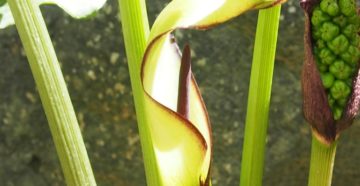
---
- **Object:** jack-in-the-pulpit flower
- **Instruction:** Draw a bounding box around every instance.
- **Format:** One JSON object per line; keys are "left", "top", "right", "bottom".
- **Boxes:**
{"left": 141, "top": 0, "right": 285, "bottom": 185}
{"left": 301, "top": 0, "right": 360, "bottom": 144}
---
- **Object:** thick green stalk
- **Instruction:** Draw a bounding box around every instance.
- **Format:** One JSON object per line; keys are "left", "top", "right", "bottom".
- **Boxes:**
{"left": 308, "top": 136, "right": 337, "bottom": 186}
{"left": 118, "top": 0, "right": 161, "bottom": 185}
{"left": 8, "top": 0, "right": 96, "bottom": 185}
{"left": 240, "top": 5, "right": 281, "bottom": 186}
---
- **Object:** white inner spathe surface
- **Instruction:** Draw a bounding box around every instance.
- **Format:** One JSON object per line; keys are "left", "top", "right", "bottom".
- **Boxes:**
{"left": 0, "top": 4, "right": 13, "bottom": 29}
{"left": 38, "top": 0, "right": 107, "bottom": 18}
{"left": 150, "top": 35, "right": 181, "bottom": 112}
{"left": 0, "top": 0, "right": 107, "bottom": 29}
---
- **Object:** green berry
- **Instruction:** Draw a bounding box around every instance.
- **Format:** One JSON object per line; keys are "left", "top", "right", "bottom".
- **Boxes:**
{"left": 345, "top": 78, "right": 353, "bottom": 86}
{"left": 321, "top": 22, "right": 340, "bottom": 41}
{"left": 327, "top": 34, "right": 349, "bottom": 54}
{"left": 333, "top": 106, "right": 343, "bottom": 120}
{"left": 337, "top": 97, "right": 348, "bottom": 106}
{"left": 328, "top": 95, "right": 335, "bottom": 107}
{"left": 312, "top": 27, "right": 323, "bottom": 40}
{"left": 317, "top": 63, "right": 328, "bottom": 72}
{"left": 347, "top": 14, "right": 360, "bottom": 26}
{"left": 321, "top": 72, "right": 335, "bottom": 88}
{"left": 351, "top": 37, "right": 360, "bottom": 47}
{"left": 311, "top": 7, "right": 331, "bottom": 26}
{"left": 330, "top": 80, "right": 351, "bottom": 100}
{"left": 320, "top": 0, "right": 340, "bottom": 16}
{"left": 316, "top": 59, "right": 328, "bottom": 72}
{"left": 316, "top": 39, "right": 327, "bottom": 49}
{"left": 342, "top": 24, "right": 357, "bottom": 38}
{"left": 339, "top": 0, "right": 356, "bottom": 16}
{"left": 340, "top": 45, "right": 360, "bottom": 66}
{"left": 329, "top": 60, "right": 353, "bottom": 79}
{"left": 333, "top": 15, "right": 347, "bottom": 27}
{"left": 319, "top": 48, "right": 336, "bottom": 65}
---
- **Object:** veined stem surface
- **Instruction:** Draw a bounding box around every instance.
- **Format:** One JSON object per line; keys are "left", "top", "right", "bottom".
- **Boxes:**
{"left": 8, "top": 0, "right": 96, "bottom": 185}
{"left": 118, "top": 0, "right": 161, "bottom": 185}
{"left": 308, "top": 136, "right": 337, "bottom": 186}
{"left": 240, "top": 5, "right": 281, "bottom": 186}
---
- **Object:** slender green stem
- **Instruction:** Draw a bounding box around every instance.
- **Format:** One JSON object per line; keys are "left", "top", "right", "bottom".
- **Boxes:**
{"left": 308, "top": 136, "right": 337, "bottom": 186}
{"left": 118, "top": 1, "right": 161, "bottom": 185}
{"left": 8, "top": 1, "right": 96, "bottom": 185}
{"left": 240, "top": 5, "right": 281, "bottom": 186}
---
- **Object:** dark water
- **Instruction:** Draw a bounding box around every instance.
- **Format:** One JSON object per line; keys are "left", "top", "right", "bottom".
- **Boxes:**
{"left": 0, "top": 0, "right": 360, "bottom": 185}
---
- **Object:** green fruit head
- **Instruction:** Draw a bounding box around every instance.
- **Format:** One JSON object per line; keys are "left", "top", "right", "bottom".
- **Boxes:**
{"left": 302, "top": 0, "right": 360, "bottom": 143}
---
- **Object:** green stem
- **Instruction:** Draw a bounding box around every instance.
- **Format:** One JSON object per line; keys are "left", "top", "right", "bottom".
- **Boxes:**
{"left": 8, "top": 1, "right": 96, "bottom": 185}
{"left": 240, "top": 5, "right": 281, "bottom": 186}
{"left": 118, "top": 0, "right": 161, "bottom": 185}
{"left": 308, "top": 136, "right": 337, "bottom": 186}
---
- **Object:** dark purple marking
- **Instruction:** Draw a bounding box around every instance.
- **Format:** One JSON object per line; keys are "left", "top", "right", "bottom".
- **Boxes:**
{"left": 177, "top": 45, "right": 191, "bottom": 119}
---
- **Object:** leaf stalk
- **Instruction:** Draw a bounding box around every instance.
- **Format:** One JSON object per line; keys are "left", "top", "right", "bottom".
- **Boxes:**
{"left": 240, "top": 5, "right": 281, "bottom": 186}
{"left": 118, "top": 0, "right": 162, "bottom": 185}
{"left": 308, "top": 136, "right": 337, "bottom": 186}
{"left": 7, "top": 0, "right": 96, "bottom": 185}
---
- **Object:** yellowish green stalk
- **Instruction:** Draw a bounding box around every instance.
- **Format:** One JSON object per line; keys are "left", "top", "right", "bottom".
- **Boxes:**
{"left": 240, "top": 5, "right": 281, "bottom": 186}
{"left": 8, "top": 0, "right": 96, "bottom": 185}
{"left": 118, "top": 0, "right": 161, "bottom": 185}
{"left": 308, "top": 136, "right": 337, "bottom": 186}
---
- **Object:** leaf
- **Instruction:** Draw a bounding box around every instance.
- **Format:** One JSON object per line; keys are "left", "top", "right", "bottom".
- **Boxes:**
{"left": 0, "top": 0, "right": 107, "bottom": 29}
{"left": 141, "top": 0, "right": 285, "bottom": 184}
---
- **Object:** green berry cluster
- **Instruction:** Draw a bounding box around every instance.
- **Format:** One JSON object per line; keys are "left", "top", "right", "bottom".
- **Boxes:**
{"left": 311, "top": 0, "right": 360, "bottom": 120}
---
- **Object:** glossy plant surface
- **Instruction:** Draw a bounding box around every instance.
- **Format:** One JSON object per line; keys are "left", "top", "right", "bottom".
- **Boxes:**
{"left": 1, "top": 0, "right": 360, "bottom": 185}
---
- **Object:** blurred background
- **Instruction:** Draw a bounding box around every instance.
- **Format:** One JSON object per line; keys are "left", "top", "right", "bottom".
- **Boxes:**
{"left": 1, "top": 0, "right": 360, "bottom": 185}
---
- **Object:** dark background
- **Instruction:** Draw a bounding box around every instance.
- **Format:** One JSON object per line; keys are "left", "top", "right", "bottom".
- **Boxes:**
{"left": 0, "top": 0, "right": 360, "bottom": 185}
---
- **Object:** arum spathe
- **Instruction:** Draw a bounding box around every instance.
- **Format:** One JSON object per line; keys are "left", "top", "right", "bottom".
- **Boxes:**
{"left": 0, "top": 0, "right": 106, "bottom": 29}
{"left": 140, "top": 0, "right": 285, "bottom": 185}
{"left": 300, "top": 0, "right": 360, "bottom": 144}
